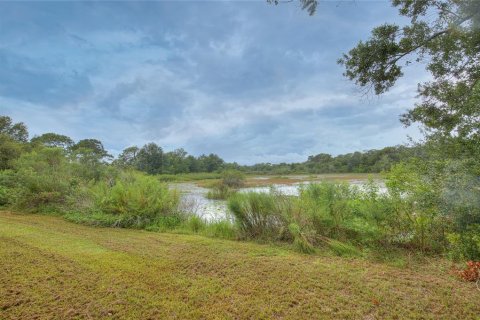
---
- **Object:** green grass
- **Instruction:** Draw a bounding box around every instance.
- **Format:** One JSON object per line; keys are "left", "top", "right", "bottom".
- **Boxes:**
{"left": 1, "top": 210, "right": 479, "bottom": 319}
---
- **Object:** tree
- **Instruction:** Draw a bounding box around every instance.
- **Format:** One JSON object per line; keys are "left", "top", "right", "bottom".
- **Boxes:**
{"left": 0, "top": 115, "right": 28, "bottom": 142}
{"left": 116, "top": 146, "right": 140, "bottom": 168}
{"left": 31, "top": 133, "right": 74, "bottom": 150}
{"left": 71, "top": 139, "right": 110, "bottom": 160}
{"left": 338, "top": 0, "right": 480, "bottom": 140}
{"left": 136, "top": 143, "right": 164, "bottom": 174}
{"left": 198, "top": 154, "right": 224, "bottom": 173}
{"left": 163, "top": 148, "right": 189, "bottom": 174}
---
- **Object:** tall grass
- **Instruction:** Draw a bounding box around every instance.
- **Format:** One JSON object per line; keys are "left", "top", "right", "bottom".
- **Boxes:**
{"left": 228, "top": 192, "right": 291, "bottom": 240}
{"left": 225, "top": 181, "right": 438, "bottom": 255}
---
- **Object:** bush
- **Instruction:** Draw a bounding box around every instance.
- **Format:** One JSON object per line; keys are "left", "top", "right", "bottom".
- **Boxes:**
{"left": 9, "top": 148, "right": 77, "bottom": 212}
{"left": 221, "top": 170, "right": 245, "bottom": 188}
{"left": 91, "top": 171, "right": 180, "bottom": 228}
{"left": 447, "top": 224, "right": 480, "bottom": 261}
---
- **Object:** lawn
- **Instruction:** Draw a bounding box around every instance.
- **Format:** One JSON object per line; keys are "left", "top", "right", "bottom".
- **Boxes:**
{"left": 0, "top": 210, "right": 478, "bottom": 319}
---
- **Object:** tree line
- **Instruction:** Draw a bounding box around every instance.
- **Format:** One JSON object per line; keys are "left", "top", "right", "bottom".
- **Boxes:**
{"left": 1, "top": 115, "right": 420, "bottom": 175}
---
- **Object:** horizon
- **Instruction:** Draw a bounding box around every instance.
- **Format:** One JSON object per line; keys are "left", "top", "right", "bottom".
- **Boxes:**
{"left": 0, "top": 1, "right": 424, "bottom": 165}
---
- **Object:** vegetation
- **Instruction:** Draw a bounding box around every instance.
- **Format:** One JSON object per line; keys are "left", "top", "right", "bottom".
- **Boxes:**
{"left": 206, "top": 170, "right": 245, "bottom": 200}
{"left": 336, "top": 0, "right": 480, "bottom": 261}
{"left": 1, "top": 211, "right": 479, "bottom": 319}
{"left": 242, "top": 145, "right": 422, "bottom": 175}
{"left": 1, "top": 0, "right": 479, "bottom": 318}
{"left": 1, "top": 113, "right": 479, "bottom": 261}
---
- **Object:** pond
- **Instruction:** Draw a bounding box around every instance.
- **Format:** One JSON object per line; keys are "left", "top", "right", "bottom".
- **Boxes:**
{"left": 172, "top": 177, "right": 386, "bottom": 221}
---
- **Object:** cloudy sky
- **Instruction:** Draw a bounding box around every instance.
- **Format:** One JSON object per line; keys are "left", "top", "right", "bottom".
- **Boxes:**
{"left": 0, "top": 0, "right": 424, "bottom": 164}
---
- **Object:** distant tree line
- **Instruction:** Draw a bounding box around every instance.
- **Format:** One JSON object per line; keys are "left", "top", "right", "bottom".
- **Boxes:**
{"left": 1, "top": 115, "right": 420, "bottom": 176}
{"left": 240, "top": 146, "right": 422, "bottom": 174}
{"left": 115, "top": 143, "right": 420, "bottom": 175}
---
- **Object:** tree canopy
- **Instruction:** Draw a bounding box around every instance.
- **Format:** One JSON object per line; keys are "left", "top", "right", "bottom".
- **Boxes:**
{"left": 0, "top": 115, "right": 28, "bottom": 142}
{"left": 31, "top": 133, "right": 74, "bottom": 150}
{"left": 338, "top": 0, "right": 480, "bottom": 140}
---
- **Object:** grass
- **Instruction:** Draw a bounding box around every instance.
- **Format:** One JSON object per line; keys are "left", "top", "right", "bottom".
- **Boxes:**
{"left": 195, "top": 173, "right": 381, "bottom": 188}
{"left": 1, "top": 210, "right": 479, "bottom": 319}
{"left": 157, "top": 172, "right": 222, "bottom": 183}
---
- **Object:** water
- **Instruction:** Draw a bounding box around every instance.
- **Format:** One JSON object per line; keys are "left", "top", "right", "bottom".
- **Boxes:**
{"left": 240, "top": 180, "right": 387, "bottom": 196}
{"left": 172, "top": 179, "right": 386, "bottom": 221}
{"left": 174, "top": 183, "right": 230, "bottom": 221}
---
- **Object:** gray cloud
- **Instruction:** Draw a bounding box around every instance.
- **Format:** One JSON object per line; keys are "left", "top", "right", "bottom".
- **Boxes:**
{"left": 0, "top": 1, "right": 424, "bottom": 164}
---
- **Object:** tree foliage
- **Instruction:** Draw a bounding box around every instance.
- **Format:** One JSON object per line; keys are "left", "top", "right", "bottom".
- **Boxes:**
{"left": 0, "top": 115, "right": 28, "bottom": 142}
{"left": 31, "top": 133, "right": 74, "bottom": 150}
{"left": 338, "top": 0, "right": 480, "bottom": 139}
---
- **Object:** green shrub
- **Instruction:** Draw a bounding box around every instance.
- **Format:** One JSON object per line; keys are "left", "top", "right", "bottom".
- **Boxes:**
{"left": 91, "top": 171, "right": 180, "bottom": 227}
{"left": 447, "top": 224, "right": 480, "bottom": 261}
{"left": 10, "top": 148, "right": 76, "bottom": 212}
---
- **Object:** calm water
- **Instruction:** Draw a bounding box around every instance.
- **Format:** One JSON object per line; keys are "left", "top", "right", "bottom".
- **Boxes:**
{"left": 173, "top": 178, "right": 386, "bottom": 221}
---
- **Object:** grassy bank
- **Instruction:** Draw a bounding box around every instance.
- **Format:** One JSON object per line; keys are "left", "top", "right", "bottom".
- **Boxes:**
{"left": 1, "top": 211, "right": 479, "bottom": 319}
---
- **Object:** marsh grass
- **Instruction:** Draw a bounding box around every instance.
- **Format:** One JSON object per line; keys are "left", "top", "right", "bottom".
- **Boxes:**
{"left": 157, "top": 172, "right": 222, "bottom": 182}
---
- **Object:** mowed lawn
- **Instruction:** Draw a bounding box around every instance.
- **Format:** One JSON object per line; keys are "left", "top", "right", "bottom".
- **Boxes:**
{"left": 0, "top": 211, "right": 479, "bottom": 319}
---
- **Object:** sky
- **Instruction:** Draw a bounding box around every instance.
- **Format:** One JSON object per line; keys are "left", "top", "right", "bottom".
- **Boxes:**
{"left": 0, "top": 0, "right": 425, "bottom": 164}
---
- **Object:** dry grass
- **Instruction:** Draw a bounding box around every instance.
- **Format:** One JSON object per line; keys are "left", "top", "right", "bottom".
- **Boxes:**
{"left": 1, "top": 210, "right": 479, "bottom": 319}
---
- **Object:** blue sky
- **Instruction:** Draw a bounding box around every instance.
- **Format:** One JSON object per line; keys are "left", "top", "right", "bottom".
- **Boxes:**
{"left": 0, "top": 1, "right": 424, "bottom": 164}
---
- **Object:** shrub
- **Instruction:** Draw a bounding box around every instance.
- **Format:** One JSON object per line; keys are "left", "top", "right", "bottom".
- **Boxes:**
{"left": 10, "top": 148, "right": 76, "bottom": 212}
{"left": 91, "top": 171, "right": 180, "bottom": 228}
{"left": 447, "top": 224, "right": 480, "bottom": 261}
{"left": 221, "top": 170, "right": 245, "bottom": 188}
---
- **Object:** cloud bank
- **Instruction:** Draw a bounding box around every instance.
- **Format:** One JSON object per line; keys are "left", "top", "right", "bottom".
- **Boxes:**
{"left": 0, "top": 1, "right": 423, "bottom": 164}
